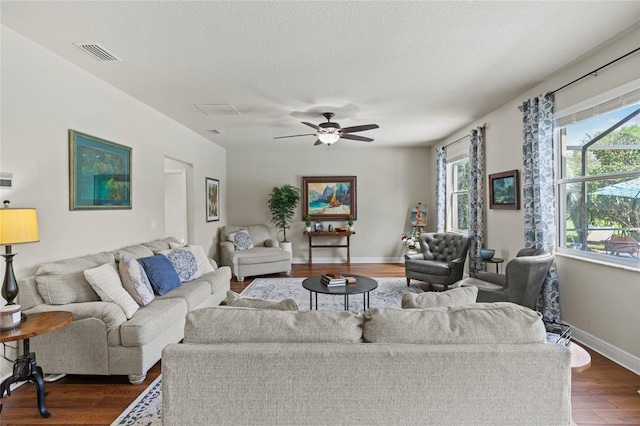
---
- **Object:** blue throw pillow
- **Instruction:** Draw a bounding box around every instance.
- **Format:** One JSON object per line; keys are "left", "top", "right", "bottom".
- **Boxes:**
{"left": 137, "top": 255, "right": 181, "bottom": 295}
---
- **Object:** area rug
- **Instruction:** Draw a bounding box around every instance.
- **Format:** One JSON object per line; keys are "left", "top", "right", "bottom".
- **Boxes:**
{"left": 111, "top": 375, "right": 162, "bottom": 425}
{"left": 111, "top": 277, "right": 416, "bottom": 424}
{"left": 240, "top": 276, "right": 422, "bottom": 312}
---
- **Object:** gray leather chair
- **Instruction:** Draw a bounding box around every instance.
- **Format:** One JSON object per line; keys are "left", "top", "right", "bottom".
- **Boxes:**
{"left": 405, "top": 232, "right": 471, "bottom": 291}
{"left": 459, "top": 248, "right": 554, "bottom": 309}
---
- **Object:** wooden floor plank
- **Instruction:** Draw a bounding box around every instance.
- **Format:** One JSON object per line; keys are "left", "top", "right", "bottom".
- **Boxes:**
{"left": 1, "top": 263, "right": 639, "bottom": 425}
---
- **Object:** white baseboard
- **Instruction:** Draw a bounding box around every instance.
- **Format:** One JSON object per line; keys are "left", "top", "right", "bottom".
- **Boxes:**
{"left": 568, "top": 324, "right": 640, "bottom": 375}
{"left": 292, "top": 256, "right": 404, "bottom": 264}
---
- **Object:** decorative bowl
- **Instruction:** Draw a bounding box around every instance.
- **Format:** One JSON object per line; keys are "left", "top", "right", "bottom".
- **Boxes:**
{"left": 479, "top": 248, "right": 495, "bottom": 260}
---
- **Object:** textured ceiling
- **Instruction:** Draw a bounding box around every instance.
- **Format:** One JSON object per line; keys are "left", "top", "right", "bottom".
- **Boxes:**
{"left": 2, "top": 1, "right": 639, "bottom": 148}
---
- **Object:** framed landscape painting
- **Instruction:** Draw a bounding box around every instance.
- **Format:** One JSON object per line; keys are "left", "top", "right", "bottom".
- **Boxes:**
{"left": 206, "top": 177, "right": 219, "bottom": 222}
{"left": 69, "top": 130, "right": 131, "bottom": 210}
{"left": 489, "top": 169, "right": 520, "bottom": 210}
{"left": 302, "top": 176, "right": 357, "bottom": 221}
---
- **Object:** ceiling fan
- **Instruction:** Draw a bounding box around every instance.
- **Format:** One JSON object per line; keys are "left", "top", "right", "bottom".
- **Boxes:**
{"left": 274, "top": 112, "right": 379, "bottom": 146}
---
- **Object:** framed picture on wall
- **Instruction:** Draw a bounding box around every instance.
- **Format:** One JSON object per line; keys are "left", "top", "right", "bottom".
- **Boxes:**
{"left": 69, "top": 129, "right": 132, "bottom": 210}
{"left": 206, "top": 177, "right": 219, "bottom": 222}
{"left": 488, "top": 169, "right": 520, "bottom": 210}
{"left": 302, "top": 176, "right": 357, "bottom": 221}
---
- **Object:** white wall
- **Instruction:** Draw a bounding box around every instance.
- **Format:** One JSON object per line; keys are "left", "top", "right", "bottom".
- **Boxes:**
{"left": 226, "top": 145, "right": 431, "bottom": 263}
{"left": 432, "top": 24, "right": 640, "bottom": 367}
{"left": 0, "top": 26, "right": 227, "bottom": 286}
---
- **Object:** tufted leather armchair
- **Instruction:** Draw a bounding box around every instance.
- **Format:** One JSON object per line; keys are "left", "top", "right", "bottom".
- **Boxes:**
{"left": 405, "top": 232, "right": 471, "bottom": 291}
{"left": 459, "top": 248, "right": 554, "bottom": 309}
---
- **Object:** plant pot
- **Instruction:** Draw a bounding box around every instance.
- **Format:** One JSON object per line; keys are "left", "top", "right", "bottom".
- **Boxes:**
{"left": 305, "top": 226, "right": 311, "bottom": 232}
{"left": 348, "top": 226, "right": 354, "bottom": 232}
{"left": 280, "top": 241, "right": 293, "bottom": 254}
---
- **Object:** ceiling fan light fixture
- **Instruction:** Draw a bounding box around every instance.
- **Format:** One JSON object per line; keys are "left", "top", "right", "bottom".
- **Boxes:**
{"left": 318, "top": 133, "right": 340, "bottom": 144}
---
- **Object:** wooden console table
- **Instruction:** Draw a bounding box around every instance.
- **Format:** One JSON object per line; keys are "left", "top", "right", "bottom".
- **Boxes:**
{"left": 304, "top": 231, "right": 355, "bottom": 265}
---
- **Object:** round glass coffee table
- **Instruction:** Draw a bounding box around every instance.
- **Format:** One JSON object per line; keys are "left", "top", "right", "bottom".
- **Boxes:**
{"left": 302, "top": 275, "right": 378, "bottom": 311}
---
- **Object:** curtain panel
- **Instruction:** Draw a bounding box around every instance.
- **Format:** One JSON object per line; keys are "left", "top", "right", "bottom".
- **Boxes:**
{"left": 521, "top": 94, "right": 561, "bottom": 322}
{"left": 436, "top": 147, "right": 446, "bottom": 233}
{"left": 468, "top": 127, "right": 485, "bottom": 277}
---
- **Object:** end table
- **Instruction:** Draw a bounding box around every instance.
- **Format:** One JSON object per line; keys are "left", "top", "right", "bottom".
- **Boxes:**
{"left": 0, "top": 311, "right": 72, "bottom": 417}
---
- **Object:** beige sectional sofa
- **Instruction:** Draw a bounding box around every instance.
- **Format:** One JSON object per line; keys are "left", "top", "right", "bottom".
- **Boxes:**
{"left": 163, "top": 302, "right": 573, "bottom": 425}
{"left": 19, "top": 237, "right": 231, "bottom": 384}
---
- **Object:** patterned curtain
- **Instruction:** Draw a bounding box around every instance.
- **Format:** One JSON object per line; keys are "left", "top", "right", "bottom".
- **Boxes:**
{"left": 468, "top": 127, "right": 485, "bottom": 277}
{"left": 521, "top": 94, "right": 561, "bottom": 323}
{"left": 436, "top": 148, "right": 446, "bottom": 233}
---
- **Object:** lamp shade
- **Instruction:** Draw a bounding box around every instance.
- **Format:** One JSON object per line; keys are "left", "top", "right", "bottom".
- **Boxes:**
{"left": 318, "top": 133, "right": 341, "bottom": 144}
{"left": 0, "top": 208, "right": 40, "bottom": 245}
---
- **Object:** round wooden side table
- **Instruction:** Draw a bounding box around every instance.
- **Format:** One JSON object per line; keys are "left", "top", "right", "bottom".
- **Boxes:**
{"left": 0, "top": 311, "right": 72, "bottom": 417}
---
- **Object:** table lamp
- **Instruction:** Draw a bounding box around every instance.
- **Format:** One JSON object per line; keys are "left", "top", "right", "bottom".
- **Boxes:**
{"left": 0, "top": 201, "right": 39, "bottom": 327}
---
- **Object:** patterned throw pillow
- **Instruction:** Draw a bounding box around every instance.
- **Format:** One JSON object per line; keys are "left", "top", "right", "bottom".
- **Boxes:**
{"left": 168, "top": 243, "right": 215, "bottom": 274}
{"left": 159, "top": 248, "right": 202, "bottom": 282}
{"left": 119, "top": 256, "right": 155, "bottom": 306}
{"left": 228, "top": 230, "right": 254, "bottom": 250}
{"left": 84, "top": 262, "right": 139, "bottom": 319}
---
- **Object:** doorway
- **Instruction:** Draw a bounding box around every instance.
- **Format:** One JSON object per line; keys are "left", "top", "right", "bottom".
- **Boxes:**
{"left": 164, "top": 169, "right": 187, "bottom": 243}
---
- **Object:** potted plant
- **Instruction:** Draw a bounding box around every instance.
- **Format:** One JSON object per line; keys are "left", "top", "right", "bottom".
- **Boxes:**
{"left": 305, "top": 215, "right": 312, "bottom": 232}
{"left": 347, "top": 215, "right": 354, "bottom": 232}
{"left": 268, "top": 184, "right": 301, "bottom": 252}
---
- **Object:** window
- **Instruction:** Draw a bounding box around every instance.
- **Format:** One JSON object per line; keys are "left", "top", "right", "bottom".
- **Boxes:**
{"left": 447, "top": 156, "right": 469, "bottom": 233}
{"left": 556, "top": 87, "right": 640, "bottom": 267}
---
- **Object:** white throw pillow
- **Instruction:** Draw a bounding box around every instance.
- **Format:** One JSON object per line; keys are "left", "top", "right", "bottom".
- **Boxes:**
{"left": 169, "top": 242, "right": 186, "bottom": 249}
{"left": 159, "top": 248, "right": 202, "bottom": 282}
{"left": 118, "top": 256, "right": 155, "bottom": 306}
{"left": 228, "top": 230, "right": 254, "bottom": 250}
{"left": 84, "top": 262, "right": 139, "bottom": 319}
{"left": 401, "top": 286, "right": 478, "bottom": 308}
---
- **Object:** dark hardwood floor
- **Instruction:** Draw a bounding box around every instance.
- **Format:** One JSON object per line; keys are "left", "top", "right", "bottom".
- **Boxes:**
{"left": 1, "top": 263, "right": 639, "bottom": 425}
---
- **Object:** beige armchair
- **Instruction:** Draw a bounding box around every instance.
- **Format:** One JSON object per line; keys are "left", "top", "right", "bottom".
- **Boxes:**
{"left": 405, "top": 232, "right": 471, "bottom": 291}
{"left": 219, "top": 225, "right": 292, "bottom": 282}
{"left": 459, "top": 248, "right": 554, "bottom": 309}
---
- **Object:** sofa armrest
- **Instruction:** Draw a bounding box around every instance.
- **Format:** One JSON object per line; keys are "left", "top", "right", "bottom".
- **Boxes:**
{"left": 476, "top": 271, "right": 506, "bottom": 287}
{"left": 24, "top": 301, "right": 127, "bottom": 331}
{"left": 264, "top": 239, "right": 280, "bottom": 248}
{"left": 404, "top": 253, "right": 423, "bottom": 261}
{"left": 208, "top": 258, "right": 219, "bottom": 269}
{"left": 219, "top": 241, "right": 236, "bottom": 267}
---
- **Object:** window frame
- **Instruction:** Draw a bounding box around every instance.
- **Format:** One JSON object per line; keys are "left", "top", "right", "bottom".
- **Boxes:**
{"left": 555, "top": 83, "right": 640, "bottom": 269}
{"left": 446, "top": 155, "right": 469, "bottom": 234}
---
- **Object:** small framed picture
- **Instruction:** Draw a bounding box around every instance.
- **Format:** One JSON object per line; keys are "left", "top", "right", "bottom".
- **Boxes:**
{"left": 206, "top": 177, "right": 219, "bottom": 222}
{"left": 488, "top": 169, "right": 520, "bottom": 210}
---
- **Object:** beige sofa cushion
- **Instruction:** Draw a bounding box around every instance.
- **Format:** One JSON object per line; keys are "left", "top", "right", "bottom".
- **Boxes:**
{"left": 363, "top": 303, "right": 545, "bottom": 344}
{"left": 226, "top": 290, "right": 298, "bottom": 311}
{"left": 119, "top": 298, "right": 188, "bottom": 347}
{"left": 142, "top": 237, "right": 180, "bottom": 254}
{"left": 401, "top": 286, "right": 478, "bottom": 308}
{"left": 112, "top": 244, "right": 154, "bottom": 261}
{"left": 35, "top": 252, "right": 114, "bottom": 304}
{"left": 184, "top": 307, "right": 362, "bottom": 343}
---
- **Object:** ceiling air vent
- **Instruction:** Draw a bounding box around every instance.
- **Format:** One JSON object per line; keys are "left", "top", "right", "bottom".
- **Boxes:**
{"left": 195, "top": 104, "right": 240, "bottom": 116}
{"left": 73, "top": 43, "right": 122, "bottom": 62}
{"left": 207, "top": 129, "right": 225, "bottom": 135}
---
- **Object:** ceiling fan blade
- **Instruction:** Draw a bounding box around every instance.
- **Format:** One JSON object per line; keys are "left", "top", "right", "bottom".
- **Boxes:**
{"left": 340, "top": 124, "right": 379, "bottom": 133}
{"left": 273, "top": 133, "right": 316, "bottom": 139}
{"left": 314, "top": 140, "right": 324, "bottom": 146}
{"left": 341, "top": 133, "right": 374, "bottom": 142}
{"left": 301, "top": 121, "right": 320, "bottom": 130}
